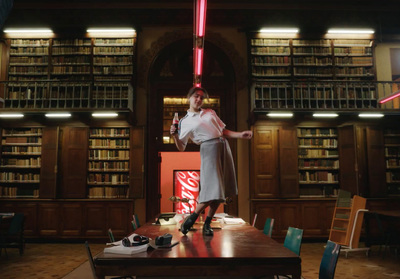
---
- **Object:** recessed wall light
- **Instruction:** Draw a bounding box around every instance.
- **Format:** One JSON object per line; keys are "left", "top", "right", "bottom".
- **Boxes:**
{"left": 313, "top": 113, "right": 339, "bottom": 118}
{"left": 87, "top": 28, "right": 136, "bottom": 37}
{"left": 358, "top": 113, "right": 384, "bottom": 118}
{"left": 267, "top": 112, "right": 294, "bottom": 118}
{"left": 0, "top": 113, "right": 24, "bottom": 118}
{"left": 3, "top": 28, "right": 53, "bottom": 33}
{"left": 92, "top": 112, "right": 118, "bottom": 118}
{"left": 260, "top": 28, "right": 299, "bottom": 33}
{"left": 45, "top": 113, "right": 72, "bottom": 118}
{"left": 327, "top": 28, "right": 374, "bottom": 34}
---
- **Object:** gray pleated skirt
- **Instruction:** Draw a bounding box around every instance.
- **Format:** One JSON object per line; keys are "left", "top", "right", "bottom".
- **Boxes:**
{"left": 198, "top": 137, "right": 237, "bottom": 204}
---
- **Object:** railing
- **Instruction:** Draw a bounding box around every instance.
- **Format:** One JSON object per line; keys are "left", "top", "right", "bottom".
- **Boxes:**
{"left": 251, "top": 80, "right": 400, "bottom": 112}
{"left": 0, "top": 81, "right": 134, "bottom": 111}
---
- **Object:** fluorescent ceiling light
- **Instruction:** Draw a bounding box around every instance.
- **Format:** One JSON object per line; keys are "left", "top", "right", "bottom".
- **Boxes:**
{"left": 45, "top": 113, "right": 72, "bottom": 118}
{"left": 328, "top": 28, "right": 374, "bottom": 34}
{"left": 87, "top": 28, "right": 135, "bottom": 33}
{"left": 0, "top": 113, "right": 24, "bottom": 118}
{"left": 3, "top": 28, "right": 53, "bottom": 33}
{"left": 313, "top": 113, "right": 339, "bottom": 118}
{"left": 260, "top": 28, "right": 299, "bottom": 33}
{"left": 358, "top": 113, "right": 384, "bottom": 118}
{"left": 267, "top": 112, "right": 294, "bottom": 118}
{"left": 92, "top": 112, "right": 118, "bottom": 118}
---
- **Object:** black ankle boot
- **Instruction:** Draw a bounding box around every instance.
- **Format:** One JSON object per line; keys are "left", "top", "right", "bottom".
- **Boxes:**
{"left": 180, "top": 213, "right": 198, "bottom": 235}
{"left": 203, "top": 217, "right": 214, "bottom": 236}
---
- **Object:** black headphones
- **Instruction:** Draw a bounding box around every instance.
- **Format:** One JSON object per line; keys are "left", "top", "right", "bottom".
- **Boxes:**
{"left": 122, "top": 235, "right": 149, "bottom": 247}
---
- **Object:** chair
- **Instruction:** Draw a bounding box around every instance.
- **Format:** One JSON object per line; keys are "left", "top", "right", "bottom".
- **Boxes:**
{"left": 319, "top": 240, "right": 341, "bottom": 279}
{"left": 0, "top": 213, "right": 25, "bottom": 257}
{"left": 85, "top": 241, "right": 134, "bottom": 279}
{"left": 252, "top": 213, "right": 258, "bottom": 227}
{"left": 283, "top": 227, "right": 303, "bottom": 256}
{"left": 132, "top": 214, "right": 140, "bottom": 229}
{"left": 108, "top": 228, "right": 115, "bottom": 243}
{"left": 263, "top": 218, "right": 275, "bottom": 237}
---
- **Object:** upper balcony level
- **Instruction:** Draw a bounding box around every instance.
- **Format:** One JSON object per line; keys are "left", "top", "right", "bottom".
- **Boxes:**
{"left": 0, "top": 80, "right": 134, "bottom": 112}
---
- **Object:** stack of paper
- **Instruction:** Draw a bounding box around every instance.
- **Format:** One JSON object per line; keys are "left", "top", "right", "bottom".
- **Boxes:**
{"left": 222, "top": 216, "right": 245, "bottom": 225}
{"left": 104, "top": 244, "right": 149, "bottom": 255}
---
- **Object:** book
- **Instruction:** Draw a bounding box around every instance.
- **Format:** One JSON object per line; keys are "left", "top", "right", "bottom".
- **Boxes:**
{"left": 104, "top": 243, "right": 149, "bottom": 255}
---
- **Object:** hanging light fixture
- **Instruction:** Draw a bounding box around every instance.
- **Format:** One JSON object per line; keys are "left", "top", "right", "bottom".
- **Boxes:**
{"left": 193, "top": 0, "right": 207, "bottom": 87}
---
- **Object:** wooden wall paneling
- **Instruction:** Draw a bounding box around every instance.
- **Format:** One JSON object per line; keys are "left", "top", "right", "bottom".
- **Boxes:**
{"left": 84, "top": 203, "right": 107, "bottom": 237}
{"left": 60, "top": 202, "right": 83, "bottom": 237}
{"left": 38, "top": 203, "right": 60, "bottom": 236}
{"left": 107, "top": 202, "right": 133, "bottom": 238}
{"left": 40, "top": 126, "right": 59, "bottom": 198}
{"left": 365, "top": 127, "right": 386, "bottom": 197}
{"left": 251, "top": 125, "right": 279, "bottom": 198}
{"left": 338, "top": 125, "right": 359, "bottom": 195}
{"left": 279, "top": 203, "right": 301, "bottom": 236}
{"left": 301, "top": 202, "right": 324, "bottom": 237}
{"left": 251, "top": 201, "right": 278, "bottom": 232}
{"left": 130, "top": 126, "right": 144, "bottom": 199}
{"left": 324, "top": 201, "right": 336, "bottom": 236}
{"left": 0, "top": 202, "right": 38, "bottom": 236}
{"left": 60, "top": 127, "right": 88, "bottom": 198}
{"left": 279, "top": 126, "right": 299, "bottom": 198}
{"left": 355, "top": 126, "right": 369, "bottom": 196}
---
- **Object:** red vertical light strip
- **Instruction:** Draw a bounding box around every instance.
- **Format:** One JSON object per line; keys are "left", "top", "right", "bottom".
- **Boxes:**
{"left": 196, "top": 0, "right": 207, "bottom": 37}
{"left": 195, "top": 48, "right": 203, "bottom": 75}
{"left": 193, "top": 0, "right": 207, "bottom": 86}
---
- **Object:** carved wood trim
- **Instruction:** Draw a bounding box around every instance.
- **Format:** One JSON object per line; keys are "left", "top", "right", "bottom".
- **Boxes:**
{"left": 138, "top": 28, "right": 247, "bottom": 91}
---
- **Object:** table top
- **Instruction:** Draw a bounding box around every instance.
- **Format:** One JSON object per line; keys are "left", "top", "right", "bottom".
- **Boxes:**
{"left": 95, "top": 221, "right": 300, "bottom": 264}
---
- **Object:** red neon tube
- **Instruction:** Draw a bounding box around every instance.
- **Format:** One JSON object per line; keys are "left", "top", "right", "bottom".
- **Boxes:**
{"left": 379, "top": 90, "right": 400, "bottom": 104}
{"left": 196, "top": 0, "right": 207, "bottom": 37}
{"left": 195, "top": 47, "right": 203, "bottom": 76}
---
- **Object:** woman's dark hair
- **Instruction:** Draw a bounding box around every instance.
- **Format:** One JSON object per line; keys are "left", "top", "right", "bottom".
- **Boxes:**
{"left": 187, "top": 87, "right": 209, "bottom": 99}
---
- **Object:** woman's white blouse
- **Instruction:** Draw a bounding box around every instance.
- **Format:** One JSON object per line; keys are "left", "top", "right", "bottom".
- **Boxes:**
{"left": 178, "top": 109, "right": 226, "bottom": 145}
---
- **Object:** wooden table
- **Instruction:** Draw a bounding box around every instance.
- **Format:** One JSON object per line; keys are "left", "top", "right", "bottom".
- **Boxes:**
{"left": 94, "top": 221, "right": 301, "bottom": 279}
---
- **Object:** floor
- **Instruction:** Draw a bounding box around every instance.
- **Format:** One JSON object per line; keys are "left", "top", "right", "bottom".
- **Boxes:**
{"left": 0, "top": 241, "right": 399, "bottom": 279}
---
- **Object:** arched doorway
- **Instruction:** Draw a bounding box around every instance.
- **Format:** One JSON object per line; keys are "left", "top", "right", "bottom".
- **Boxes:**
{"left": 146, "top": 37, "right": 237, "bottom": 221}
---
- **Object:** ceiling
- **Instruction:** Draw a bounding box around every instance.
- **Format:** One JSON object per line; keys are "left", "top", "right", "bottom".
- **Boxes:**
{"left": 2, "top": 1, "right": 400, "bottom": 38}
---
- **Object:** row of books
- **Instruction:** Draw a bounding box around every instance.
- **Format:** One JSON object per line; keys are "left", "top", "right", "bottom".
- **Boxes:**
{"left": 2, "top": 146, "right": 41, "bottom": 153}
{"left": 93, "top": 46, "right": 133, "bottom": 54}
{"left": 298, "top": 138, "right": 338, "bottom": 147}
{"left": 386, "top": 159, "right": 400, "bottom": 167}
{"left": 386, "top": 172, "right": 400, "bottom": 182}
{"left": 89, "top": 161, "right": 129, "bottom": 170}
{"left": 10, "top": 47, "right": 49, "bottom": 55}
{"left": 0, "top": 172, "right": 40, "bottom": 180}
{"left": 87, "top": 173, "right": 129, "bottom": 184}
{"left": 88, "top": 150, "right": 129, "bottom": 160}
{"left": 89, "top": 139, "right": 130, "bottom": 148}
{"left": 10, "top": 57, "right": 48, "bottom": 63}
{"left": 2, "top": 137, "right": 42, "bottom": 144}
{"left": 90, "top": 128, "right": 130, "bottom": 137}
{"left": 0, "top": 186, "right": 39, "bottom": 198}
{"left": 0, "top": 158, "right": 41, "bottom": 167}
{"left": 298, "top": 149, "right": 339, "bottom": 157}
{"left": 88, "top": 186, "right": 129, "bottom": 199}
{"left": 385, "top": 147, "right": 400, "bottom": 157}
{"left": 3, "top": 128, "right": 42, "bottom": 135}
{"left": 298, "top": 159, "right": 339, "bottom": 168}
{"left": 299, "top": 171, "right": 338, "bottom": 183}
{"left": 251, "top": 39, "right": 371, "bottom": 47}
{"left": 297, "top": 128, "right": 337, "bottom": 137}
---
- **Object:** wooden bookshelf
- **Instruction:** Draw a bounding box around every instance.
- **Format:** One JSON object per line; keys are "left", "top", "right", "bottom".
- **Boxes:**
{"left": 8, "top": 39, "right": 50, "bottom": 81}
{"left": 297, "top": 127, "right": 339, "bottom": 197}
{"left": 384, "top": 128, "right": 400, "bottom": 195}
{"left": 0, "top": 127, "right": 42, "bottom": 198}
{"left": 51, "top": 38, "right": 92, "bottom": 81}
{"left": 87, "top": 128, "right": 131, "bottom": 199}
{"left": 249, "top": 35, "right": 376, "bottom": 110}
{"left": 92, "top": 38, "right": 135, "bottom": 81}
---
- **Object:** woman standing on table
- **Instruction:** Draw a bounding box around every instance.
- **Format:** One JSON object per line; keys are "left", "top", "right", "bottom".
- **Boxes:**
{"left": 170, "top": 87, "right": 252, "bottom": 236}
